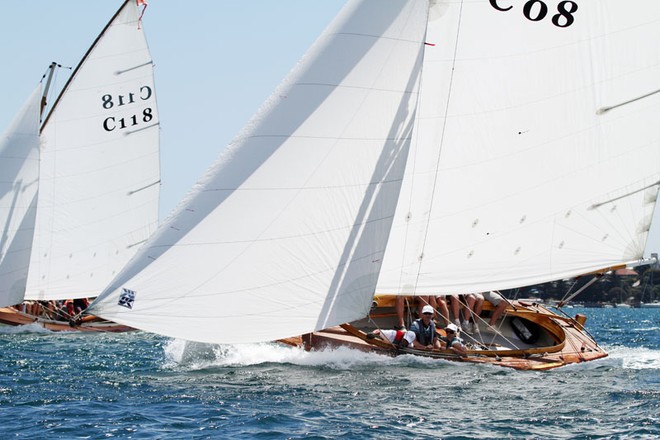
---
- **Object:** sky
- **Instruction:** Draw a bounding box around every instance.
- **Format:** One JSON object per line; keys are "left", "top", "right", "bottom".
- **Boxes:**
{"left": 1, "top": 0, "right": 658, "bottom": 258}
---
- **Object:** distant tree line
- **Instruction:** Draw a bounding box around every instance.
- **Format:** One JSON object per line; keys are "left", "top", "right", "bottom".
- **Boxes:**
{"left": 499, "top": 264, "right": 660, "bottom": 306}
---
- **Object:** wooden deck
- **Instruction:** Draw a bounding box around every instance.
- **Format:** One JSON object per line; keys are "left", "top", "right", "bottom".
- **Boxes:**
{"left": 0, "top": 307, "right": 134, "bottom": 333}
{"left": 282, "top": 299, "right": 607, "bottom": 371}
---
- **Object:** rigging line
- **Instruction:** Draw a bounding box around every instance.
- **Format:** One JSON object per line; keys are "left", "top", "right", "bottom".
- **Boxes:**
{"left": 413, "top": 0, "right": 465, "bottom": 289}
{"left": 561, "top": 278, "right": 579, "bottom": 303}
{"left": 596, "top": 88, "right": 660, "bottom": 114}
{"left": 563, "top": 323, "right": 585, "bottom": 362}
{"left": 565, "top": 313, "right": 601, "bottom": 348}
{"left": 455, "top": 294, "right": 521, "bottom": 350}
{"left": 40, "top": 62, "right": 59, "bottom": 81}
{"left": 589, "top": 180, "right": 660, "bottom": 210}
{"left": 472, "top": 291, "right": 517, "bottom": 344}
{"left": 39, "top": 62, "right": 73, "bottom": 81}
{"left": 488, "top": 309, "right": 513, "bottom": 344}
{"left": 460, "top": 314, "right": 491, "bottom": 350}
{"left": 493, "top": 290, "right": 518, "bottom": 312}
{"left": 558, "top": 274, "right": 602, "bottom": 307}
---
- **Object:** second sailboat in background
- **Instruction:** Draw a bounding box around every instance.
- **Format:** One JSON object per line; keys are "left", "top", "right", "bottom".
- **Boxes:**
{"left": 0, "top": 0, "right": 160, "bottom": 331}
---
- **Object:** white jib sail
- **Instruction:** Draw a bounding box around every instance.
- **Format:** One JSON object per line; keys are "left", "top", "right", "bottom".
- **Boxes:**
{"left": 89, "top": 0, "right": 429, "bottom": 343}
{"left": 377, "top": 0, "right": 660, "bottom": 295}
{"left": 0, "top": 85, "right": 41, "bottom": 307}
{"left": 25, "top": 0, "right": 160, "bottom": 301}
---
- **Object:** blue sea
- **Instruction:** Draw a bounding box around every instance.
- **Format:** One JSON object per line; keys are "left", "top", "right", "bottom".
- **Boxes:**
{"left": 1, "top": 308, "right": 658, "bottom": 439}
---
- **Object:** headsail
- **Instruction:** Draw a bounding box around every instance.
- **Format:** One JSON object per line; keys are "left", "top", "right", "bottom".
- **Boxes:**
{"left": 376, "top": 0, "right": 660, "bottom": 295}
{"left": 88, "top": 0, "right": 430, "bottom": 343}
{"left": 25, "top": 0, "right": 160, "bottom": 301}
{"left": 0, "top": 86, "right": 41, "bottom": 307}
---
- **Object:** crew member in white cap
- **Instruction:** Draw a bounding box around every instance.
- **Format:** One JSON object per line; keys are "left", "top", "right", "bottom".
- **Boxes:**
{"left": 410, "top": 304, "right": 442, "bottom": 350}
{"left": 441, "top": 323, "right": 468, "bottom": 356}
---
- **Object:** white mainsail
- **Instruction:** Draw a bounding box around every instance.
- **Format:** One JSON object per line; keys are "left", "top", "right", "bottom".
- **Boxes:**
{"left": 88, "top": 0, "right": 430, "bottom": 343}
{"left": 376, "top": 0, "right": 660, "bottom": 295}
{"left": 25, "top": 0, "right": 160, "bottom": 301}
{"left": 0, "top": 86, "right": 41, "bottom": 307}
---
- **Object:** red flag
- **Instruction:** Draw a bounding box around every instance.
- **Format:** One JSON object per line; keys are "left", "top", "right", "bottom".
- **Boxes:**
{"left": 136, "top": 0, "right": 148, "bottom": 29}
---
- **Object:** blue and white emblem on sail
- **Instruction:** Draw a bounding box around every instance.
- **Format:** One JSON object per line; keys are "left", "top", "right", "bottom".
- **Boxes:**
{"left": 118, "top": 288, "right": 136, "bottom": 309}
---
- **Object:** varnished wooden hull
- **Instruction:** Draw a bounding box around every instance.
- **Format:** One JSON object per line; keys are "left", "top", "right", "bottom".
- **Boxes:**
{"left": 283, "top": 297, "right": 607, "bottom": 371}
{"left": 0, "top": 307, "right": 134, "bottom": 333}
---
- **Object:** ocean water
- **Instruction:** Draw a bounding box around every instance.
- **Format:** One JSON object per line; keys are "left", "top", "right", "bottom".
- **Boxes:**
{"left": 0, "top": 308, "right": 657, "bottom": 439}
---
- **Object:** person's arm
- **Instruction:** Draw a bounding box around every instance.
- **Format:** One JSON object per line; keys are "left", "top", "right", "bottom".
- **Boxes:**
{"left": 450, "top": 341, "right": 468, "bottom": 356}
{"left": 412, "top": 339, "right": 428, "bottom": 350}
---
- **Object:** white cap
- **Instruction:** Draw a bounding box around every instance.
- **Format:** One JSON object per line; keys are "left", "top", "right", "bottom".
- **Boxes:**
{"left": 445, "top": 323, "right": 459, "bottom": 333}
{"left": 421, "top": 305, "right": 434, "bottom": 315}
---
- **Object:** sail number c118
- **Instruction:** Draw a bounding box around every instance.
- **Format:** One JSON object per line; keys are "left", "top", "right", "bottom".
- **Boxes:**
{"left": 489, "top": 0, "right": 578, "bottom": 28}
{"left": 101, "top": 85, "right": 155, "bottom": 132}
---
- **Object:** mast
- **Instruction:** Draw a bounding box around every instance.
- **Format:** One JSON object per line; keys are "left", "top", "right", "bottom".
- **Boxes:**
{"left": 40, "top": 62, "right": 55, "bottom": 118}
{"left": 39, "top": 61, "right": 62, "bottom": 122}
{"left": 39, "top": 62, "right": 60, "bottom": 119}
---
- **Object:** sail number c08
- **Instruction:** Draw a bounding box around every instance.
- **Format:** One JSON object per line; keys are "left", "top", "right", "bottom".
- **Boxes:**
{"left": 489, "top": 0, "right": 578, "bottom": 28}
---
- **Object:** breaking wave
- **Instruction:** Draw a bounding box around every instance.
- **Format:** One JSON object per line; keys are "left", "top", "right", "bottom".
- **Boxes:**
{"left": 0, "top": 323, "right": 53, "bottom": 334}
{"left": 162, "top": 339, "right": 452, "bottom": 371}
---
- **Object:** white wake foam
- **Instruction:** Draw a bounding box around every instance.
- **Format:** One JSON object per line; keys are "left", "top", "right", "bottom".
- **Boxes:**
{"left": 0, "top": 323, "right": 53, "bottom": 334}
{"left": 163, "top": 339, "right": 445, "bottom": 371}
{"left": 604, "top": 345, "right": 660, "bottom": 370}
{"left": 163, "top": 339, "right": 660, "bottom": 372}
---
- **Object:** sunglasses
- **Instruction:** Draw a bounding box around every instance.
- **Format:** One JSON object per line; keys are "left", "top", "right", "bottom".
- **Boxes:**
{"left": 446, "top": 330, "right": 455, "bottom": 334}
{"left": 423, "top": 312, "right": 433, "bottom": 316}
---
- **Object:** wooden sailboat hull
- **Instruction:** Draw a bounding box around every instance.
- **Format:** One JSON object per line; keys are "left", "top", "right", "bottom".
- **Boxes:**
{"left": 282, "top": 297, "right": 607, "bottom": 371}
{"left": 0, "top": 307, "right": 134, "bottom": 333}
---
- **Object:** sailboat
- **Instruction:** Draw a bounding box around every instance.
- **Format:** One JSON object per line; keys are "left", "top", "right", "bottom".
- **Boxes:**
{"left": 86, "top": 0, "right": 660, "bottom": 368}
{"left": 0, "top": 0, "right": 159, "bottom": 332}
{"left": 0, "top": 87, "right": 41, "bottom": 308}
